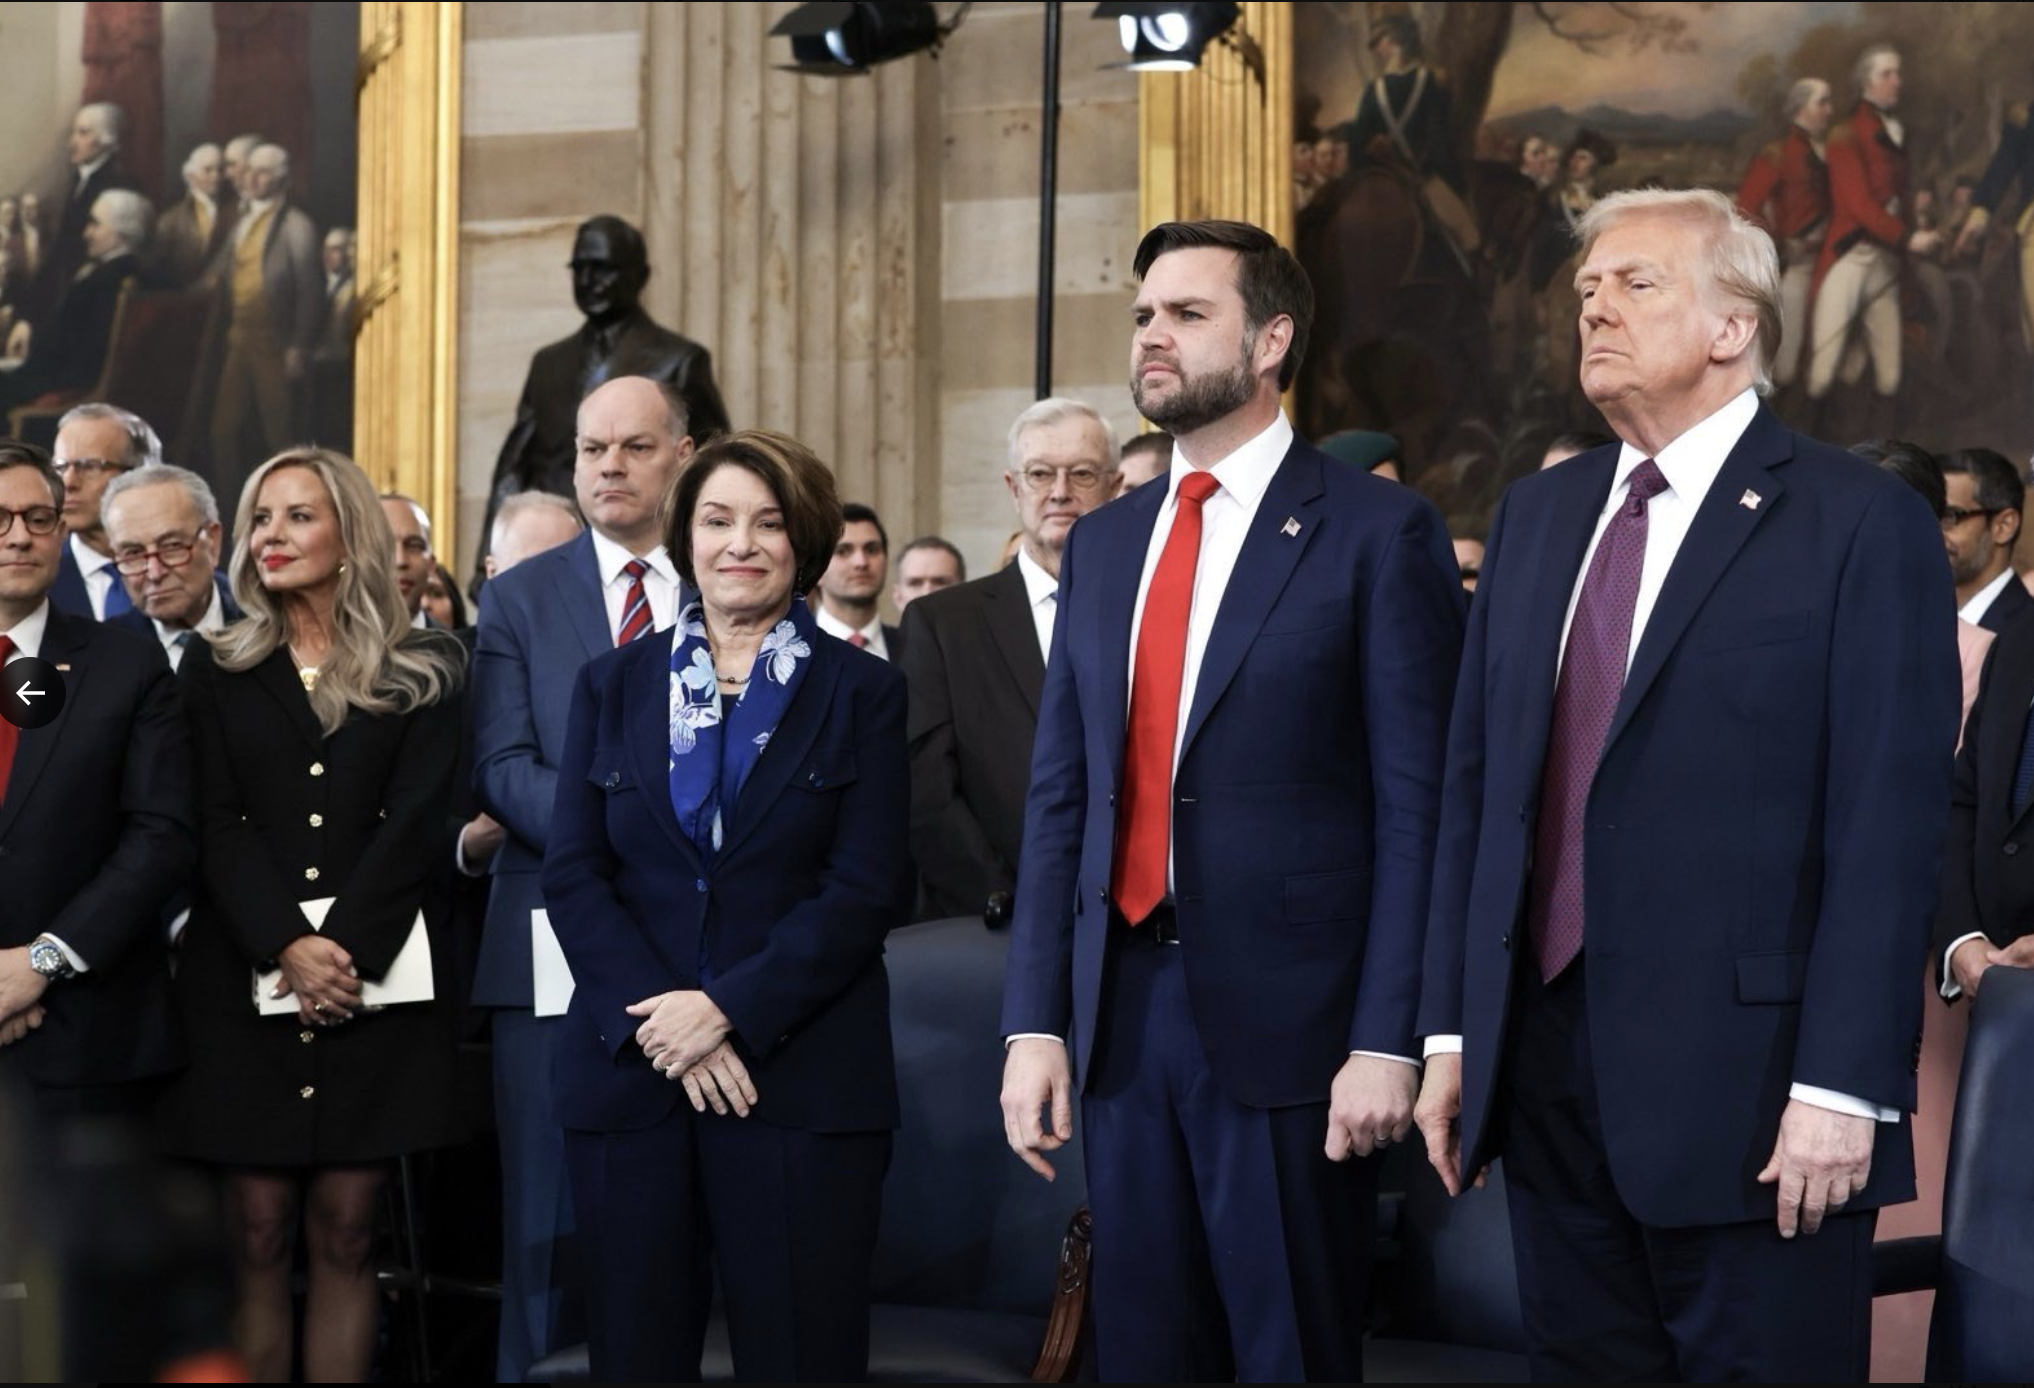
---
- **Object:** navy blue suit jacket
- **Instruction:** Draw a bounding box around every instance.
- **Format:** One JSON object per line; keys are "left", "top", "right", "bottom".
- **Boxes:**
{"left": 1418, "top": 406, "right": 1960, "bottom": 1228}
{"left": 470, "top": 530, "right": 610, "bottom": 1008}
{"left": 999, "top": 434, "right": 1465, "bottom": 1106}
{"left": 107, "top": 572, "right": 241, "bottom": 642}
{"left": 50, "top": 542, "right": 92, "bottom": 619}
{"left": 541, "top": 627, "right": 912, "bottom": 1135}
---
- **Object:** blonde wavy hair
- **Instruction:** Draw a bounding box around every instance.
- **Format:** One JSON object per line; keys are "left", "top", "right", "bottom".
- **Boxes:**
{"left": 212, "top": 446, "right": 464, "bottom": 734}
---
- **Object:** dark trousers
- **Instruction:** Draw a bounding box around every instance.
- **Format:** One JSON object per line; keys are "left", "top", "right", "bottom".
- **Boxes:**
{"left": 1501, "top": 959, "right": 1876, "bottom": 1382}
{"left": 1082, "top": 934, "right": 1379, "bottom": 1383}
{"left": 565, "top": 1106, "right": 890, "bottom": 1383}
{"left": 491, "top": 1009, "right": 584, "bottom": 1383}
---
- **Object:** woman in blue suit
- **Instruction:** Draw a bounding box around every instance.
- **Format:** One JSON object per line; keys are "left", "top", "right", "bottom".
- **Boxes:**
{"left": 542, "top": 429, "right": 912, "bottom": 1381}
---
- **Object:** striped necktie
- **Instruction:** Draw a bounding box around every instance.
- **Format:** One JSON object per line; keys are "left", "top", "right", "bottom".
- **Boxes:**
{"left": 616, "top": 559, "right": 652, "bottom": 645}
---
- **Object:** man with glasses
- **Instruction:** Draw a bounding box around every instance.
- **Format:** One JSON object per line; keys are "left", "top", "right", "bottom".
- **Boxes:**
{"left": 0, "top": 439, "right": 193, "bottom": 1122}
{"left": 100, "top": 463, "right": 236, "bottom": 669}
{"left": 49, "top": 403, "right": 161, "bottom": 621}
{"left": 899, "top": 396, "right": 1118, "bottom": 919}
{"left": 1939, "top": 447, "right": 2031, "bottom": 631}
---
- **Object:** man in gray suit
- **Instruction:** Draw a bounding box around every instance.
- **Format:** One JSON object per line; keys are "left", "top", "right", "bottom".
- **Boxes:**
{"left": 148, "top": 143, "right": 228, "bottom": 289}
{"left": 470, "top": 374, "right": 695, "bottom": 1382}
{"left": 206, "top": 142, "right": 319, "bottom": 505}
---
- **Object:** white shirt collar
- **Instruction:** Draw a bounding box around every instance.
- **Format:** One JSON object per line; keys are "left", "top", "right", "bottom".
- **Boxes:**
{"left": 74, "top": 153, "right": 111, "bottom": 186}
{"left": 1608, "top": 388, "right": 1759, "bottom": 505}
{"left": 153, "top": 583, "right": 226, "bottom": 644}
{"left": 589, "top": 528, "right": 677, "bottom": 590}
{"left": 410, "top": 607, "right": 429, "bottom": 630}
{"left": 0, "top": 599, "right": 52, "bottom": 659}
{"left": 1015, "top": 546, "right": 1058, "bottom": 609}
{"left": 71, "top": 531, "right": 116, "bottom": 576}
{"left": 1164, "top": 410, "right": 1293, "bottom": 511}
{"left": 191, "top": 188, "right": 217, "bottom": 215}
{"left": 1960, "top": 568, "right": 2016, "bottom": 626}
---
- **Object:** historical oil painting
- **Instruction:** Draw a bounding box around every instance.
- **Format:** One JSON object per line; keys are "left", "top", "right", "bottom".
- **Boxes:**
{"left": 1293, "top": 2, "right": 2034, "bottom": 530}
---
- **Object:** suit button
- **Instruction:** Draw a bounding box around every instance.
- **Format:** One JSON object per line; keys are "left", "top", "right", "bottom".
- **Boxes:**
{"left": 309, "top": 814, "right": 323, "bottom": 828}
{"left": 2007, "top": 843, "right": 2021, "bottom": 857}
{"left": 305, "top": 867, "right": 320, "bottom": 881}
{"left": 695, "top": 878, "right": 707, "bottom": 893}
{"left": 1108, "top": 792, "right": 1117, "bottom": 806}
{"left": 605, "top": 772, "right": 620, "bottom": 789}
{"left": 310, "top": 762, "right": 324, "bottom": 776}
{"left": 1501, "top": 932, "right": 1512, "bottom": 950}
{"left": 300, "top": 1086, "right": 315, "bottom": 1099}
{"left": 300, "top": 1030, "right": 315, "bottom": 1044}
{"left": 808, "top": 772, "right": 824, "bottom": 787}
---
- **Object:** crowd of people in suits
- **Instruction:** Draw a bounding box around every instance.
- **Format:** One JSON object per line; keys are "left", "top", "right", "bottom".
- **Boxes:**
{"left": 3, "top": 184, "right": 2032, "bottom": 1388}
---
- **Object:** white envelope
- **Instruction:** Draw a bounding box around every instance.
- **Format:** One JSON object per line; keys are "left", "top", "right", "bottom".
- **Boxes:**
{"left": 253, "top": 896, "right": 435, "bottom": 1015}
{"left": 531, "top": 908, "right": 576, "bottom": 1017}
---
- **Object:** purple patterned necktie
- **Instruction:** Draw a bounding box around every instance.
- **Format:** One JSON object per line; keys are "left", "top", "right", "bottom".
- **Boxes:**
{"left": 1526, "top": 458, "right": 1669, "bottom": 982}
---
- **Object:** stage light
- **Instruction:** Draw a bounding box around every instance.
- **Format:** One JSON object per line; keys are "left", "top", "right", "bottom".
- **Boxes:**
{"left": 769, "top": 2, "right": 950, "bottom": 75}
{"left": 1091, "top": 2, "right": 1239, "bottom": 71}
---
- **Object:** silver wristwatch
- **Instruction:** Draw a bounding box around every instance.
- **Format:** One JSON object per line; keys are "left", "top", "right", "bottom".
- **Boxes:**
{"left": 28, "top": 935, "right": 76, "bottom": 982}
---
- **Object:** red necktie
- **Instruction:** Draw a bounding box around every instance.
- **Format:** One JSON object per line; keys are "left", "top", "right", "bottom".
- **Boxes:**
{"left": 0, "top": 635, "right": 17, "bottom": 808}
{"left": 1526, "top": 459, "right": 1668, "bottom": 981}
{"left": 847, "top": 631, "right": 869, "bottom": 649}
{"left": 1112, "top": 471, "right": 1221, "bottom": 926}
{"left": 615, "top": 559, "right": 652, "bottom": 646}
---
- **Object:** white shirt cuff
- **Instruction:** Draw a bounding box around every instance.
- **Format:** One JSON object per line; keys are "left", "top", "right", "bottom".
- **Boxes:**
{"left": 41, "top": 934, "right": 90, "bottom": 974}
{"left": 1004, "top": 1033, "right": 1064, "bottom": 1049}
{"left": 1423, "top": 1034, "right": 1463, "bottom": 1058}
{"left": 1350, "top": 1049, "right": 1420, "bottom": 1068}
{"left": 1940, "top": 931, "right": 1987, "bottom": 1000}
{"left": 1789, "top": 1082, "right": 1899, "bottom": 1124}
{"left": 167, "top": 908, "right": 191, "bottom": 947}
{"left": 455, "top": 825, "right": 489, "bottom": 878}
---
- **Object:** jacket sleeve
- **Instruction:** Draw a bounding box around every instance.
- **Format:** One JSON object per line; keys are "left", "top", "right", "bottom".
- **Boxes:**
{"left": 472, "top": 580, "right": 559, "bottom": 850}
{"left": 1825, "top": 124, "right": 1906, "bottom": 251}
{"left": 900, "top": 597, "right": 1009, "bottom": 915}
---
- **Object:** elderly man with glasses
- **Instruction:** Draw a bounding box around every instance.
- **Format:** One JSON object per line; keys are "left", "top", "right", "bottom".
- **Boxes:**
{"left": 48, "top": 403, "right": 162, "bottom": 621}
{"left": 101, "top": 462, "right": 238, "bottom": 669}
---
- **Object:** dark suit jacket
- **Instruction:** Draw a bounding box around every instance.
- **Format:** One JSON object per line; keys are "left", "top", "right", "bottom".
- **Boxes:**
{"left": 899, "top": 562, "right": 1044, "bottom": 918}
{"left": 1000, "top": 434, "right": 1466, "bottom": 1106}
{"left": 107, "top": 572, "right": 242, "bottom": 642}
{"left": 1, "top": 251, "right": 137, "bottom": 410}
{"left": 1936, "top": 615, "right": 2034, "bottom": 966}
{"left": 146, "top": 194, "right": 230, "bottom": 289}
{"left": 542, "top": 626, "right": 912, "bottom": 1134}
{"left": 0, "top": 607, "right": 192, "bottom": 1087}
{"left": 470, "top": 531, "right": 612, "bottom": 1008}
{"left": 46, "top": 157, "right": 140, "bottom": 308}
{"left": 51, "top": 541, "right": 92, "bottom": 619}
{"left": 1975, "top": 570, "right": 2033, "bottom": 634}
{"left": 1419, "top": 406, "right": 1961, "bottom": 1228}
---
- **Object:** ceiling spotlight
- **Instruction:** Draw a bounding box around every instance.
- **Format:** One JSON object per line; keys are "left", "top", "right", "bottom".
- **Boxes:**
{"left": 1091, "top": 2, "right": 1239, "bottom": 71}
{"left": 769, "top": 2, "right": 953, "bottom": 75}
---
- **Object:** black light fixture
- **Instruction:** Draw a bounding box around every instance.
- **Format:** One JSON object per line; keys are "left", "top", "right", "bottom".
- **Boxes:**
{"left": 769, "top": 2, "right": 960, "bottom": 75}
{"left": 1091, "top": 2, "right": 1239, "bottom": 71}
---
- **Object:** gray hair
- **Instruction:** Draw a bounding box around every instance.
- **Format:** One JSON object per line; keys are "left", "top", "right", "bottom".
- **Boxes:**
{"left": 77, "top": 102, "right": 124, "bottom": 150}
{"left": 102, "top": 462, "right": 221, "bottom": 529}
{"left": 250, "top": 143, "right": 291, "bottom": 182}
{"left": 1575, "top": 187, "right": 1782, "bottom": 396}
{"left": 1005, "top": 397, "right": 1121, "bottom": 474}
{"left": 1783, "top": 77, "right": 1830, "bottom": 121}
{"left": 224, "top": 133, "right": 263, "bottom": 163}
{"left": 56, "top": 402, "right": 163, "bottom": 467}
{"left": 1853, "top": 43, "right": 1899, "bottom": 94}
{"left": 90, "top": 188, "right": 152, "bottom": 252}
{"left": 183, "top": 142, "right": 220, "bottom": 180}
{"left": 490, "top": 489, "right": 583, "bottom": 552}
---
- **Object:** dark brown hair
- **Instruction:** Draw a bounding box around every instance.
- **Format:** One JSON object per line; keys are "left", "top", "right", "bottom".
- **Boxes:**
{"left": 1132, "top": 219, "right": 1314, "bottom": 391}
{"left": 0, "top": 439, "right": 63, "bottom": 511}
{"left": 665, "top": 429, "right": 844, "bottom": 595}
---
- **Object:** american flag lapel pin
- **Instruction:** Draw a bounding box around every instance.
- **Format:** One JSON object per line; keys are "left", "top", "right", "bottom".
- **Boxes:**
{"left": 1739, "top": 489, "right": 1762, "bottom": 511}
{"left": 1281, "top": 516, "right": 1302, "bottom": 537}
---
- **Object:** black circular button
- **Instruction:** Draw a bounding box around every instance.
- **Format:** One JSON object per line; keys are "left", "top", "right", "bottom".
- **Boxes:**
{"left": 1, "top": 656, "right": 65, "bottom": 729}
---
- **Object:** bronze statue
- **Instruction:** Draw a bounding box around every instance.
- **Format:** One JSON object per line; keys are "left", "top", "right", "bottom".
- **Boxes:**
{"left": 476, "top": 214, "right": 729, "bottom": 580}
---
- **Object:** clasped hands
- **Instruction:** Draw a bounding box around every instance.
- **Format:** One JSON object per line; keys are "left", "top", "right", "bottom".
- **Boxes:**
{"left": 0, "top": 947, "right": 49, "bottom": 1047}
{"left": 274, "top": 935, "right": 362, "bottom": 1026}
{"left": 626, "top": 989, "right": 758, "bottom": 1118}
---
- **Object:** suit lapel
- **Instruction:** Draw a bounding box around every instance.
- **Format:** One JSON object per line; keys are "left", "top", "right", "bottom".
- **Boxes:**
{"left": 983, "top": 563, "right": 1045, "bottom": 716}
{"left": 1603, "top": 409, "right": 1792, "bottom": 757}
{"left": 252, "top": 648, "right": 328, "bottom": 749}
{"left": 1178, "top": 444, "right": 1323, "bottom": 760}
{"left": 1516, "top": 451, "right": 1620, "bottom": 795}
{"left": 625, "top": 634, "right": 701, "bottom": 869}
{"left": 0, "top": 612, "right": 93, "bottom": 839}
{"left": 562, "top": 533, "right": 613, "bottom": 663}
{"left": 717, "top": 645, "right": 842, "bottom": 862}
{"left": 1094, "top": 489, "right": 1164, "bottom": 788}
{"left": 1992, "top": 637, "right": 2034, "bottom": 836}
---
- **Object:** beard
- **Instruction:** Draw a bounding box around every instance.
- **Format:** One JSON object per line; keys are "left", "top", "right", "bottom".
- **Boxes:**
{"left": 1132, "top": 347, "right": 1256, "bottom": 436}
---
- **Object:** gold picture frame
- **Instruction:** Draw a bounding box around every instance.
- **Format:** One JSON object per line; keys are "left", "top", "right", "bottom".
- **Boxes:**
{"left": 1137, "top": 2, "right": 1293, "bottom": 246}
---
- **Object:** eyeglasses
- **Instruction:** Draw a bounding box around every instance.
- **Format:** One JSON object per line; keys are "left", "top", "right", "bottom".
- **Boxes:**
{"left": 113, "top": 536, "right": 201, "bottom": 575}
{"left": 51, "top": 457, "right": 131, "bottom": 478}
{"left": 1016, "top": 464, "right": 1110, "bottom": 496}
{"left": 0, "top": 505, "right": 60, "bottom": 537}
{"left": 1941, "top": 506, "right": 2002, "bottom": 530}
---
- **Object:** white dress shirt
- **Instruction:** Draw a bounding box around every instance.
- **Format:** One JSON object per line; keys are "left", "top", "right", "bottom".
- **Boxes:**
{"left": 70, "top": 534, "right": 122, "bottom": 620}
{"left": 1426, "top": 390, "right": 1894, "bottom": 1122}
{"left": 1957, "top": 569, "right": 2014, "bottom": 628}
{"left": 233, "top": 196, "right": 280, "bottom": 247}
{"left": 589, "top": 530, "right": 679, "bottom": 643}
{"left": 1015, "top": 546, "right": 1059, "bottom": 663}
{"left": 815, "top": 605, "right": 888, "bottom": 659}
{"left": 154, "top": 585, "right": 227, "bottom": 672}
{"left": 0, "top": 600, "right": 88, "bottom": 971}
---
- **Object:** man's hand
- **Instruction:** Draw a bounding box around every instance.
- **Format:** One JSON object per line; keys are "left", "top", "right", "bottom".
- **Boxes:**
{"left": 1756, "top": 1099, "right": 1876, "bottom": 1237}
{"left": 277, "top": 935, "right": 363, "bottom": 1024}
{"left": 1325, "top": 1053, "right": 1417, "bottom": 1161}
{"left": 1000, "top": 1038, "right": 1073, "bottom": 1181}
{"left": 1954, "top": 210, "right": 1991, "bottom": 259}
{"left": 0, "top": 948, "right": 51, "bottom": 1022}
{"left": 1907, "top": 228, "right": 1944, "bottom": 259}
{"left": 459, "top": 812, "right": 507, "bottom": 868}
{"left": 1951, "top": 935, "right": 1995, "bottom": 998}
{"left": 678, "top": 1040, "right": 758, "bottom": 1117}
{"left": 1984, "top": 934, "right": 2034, "bottom": 974}
{"left": 625, "top": 989, "right": 730, "bottom": 1077}
{"left": 1413, "top": 1052, "right": 1490, "bottom": 1195}
{"left": 0, "top": 1005, "right": 46, "bottom": 1047}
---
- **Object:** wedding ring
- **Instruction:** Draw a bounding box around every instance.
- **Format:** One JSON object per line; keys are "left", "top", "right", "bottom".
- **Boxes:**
{"left": 313, "top": 1000, "right": 326, "bottom": 1013}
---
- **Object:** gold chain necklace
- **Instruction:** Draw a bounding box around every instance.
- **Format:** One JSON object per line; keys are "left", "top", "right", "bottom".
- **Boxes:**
{"left": 288, "top": 643, "right": 322, "bottom": 693}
